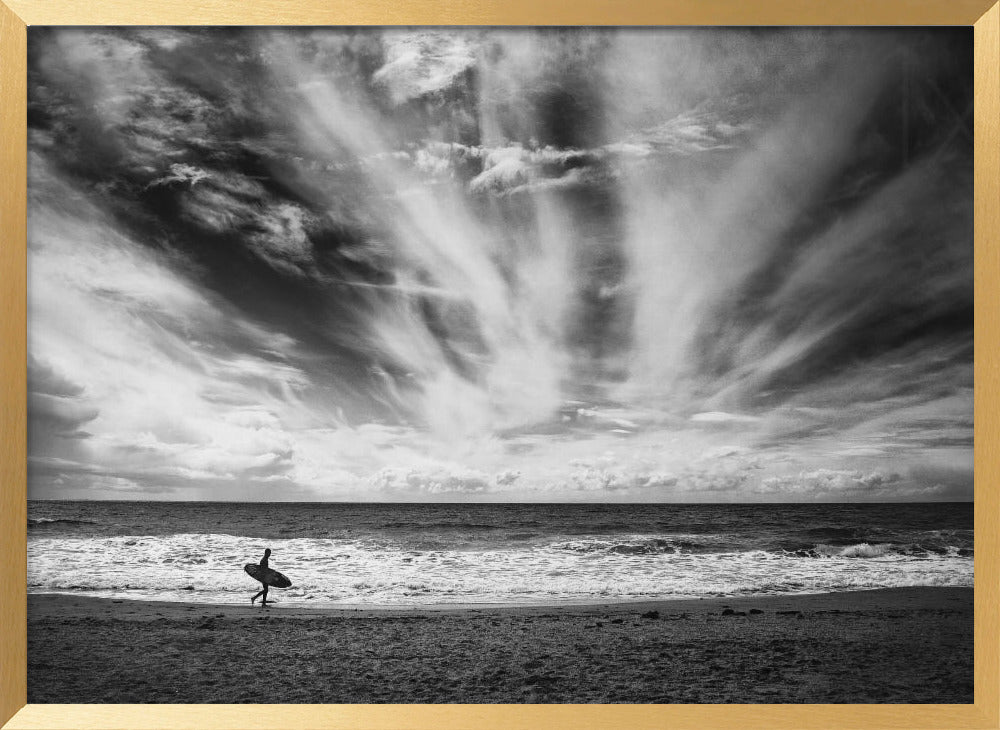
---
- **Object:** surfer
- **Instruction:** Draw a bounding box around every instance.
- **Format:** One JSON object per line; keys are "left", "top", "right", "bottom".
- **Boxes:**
{"left": 245, "top": 548, "right": 291, "bottom": 608}
{"left": 250, "top": 548, "right": 272, "bottom": 608}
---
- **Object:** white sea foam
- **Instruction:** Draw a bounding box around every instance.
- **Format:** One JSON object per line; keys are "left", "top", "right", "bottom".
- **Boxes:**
{"left": 27, "top": 533, "right": 974, "bottom": 606}
{"left": 828, "top": 542, "right": 895, "bottom": 558}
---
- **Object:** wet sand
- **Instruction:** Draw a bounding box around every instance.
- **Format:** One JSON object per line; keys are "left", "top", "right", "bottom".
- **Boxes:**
{"left": 27, "top": 587, "right": 972, "bottom": 703}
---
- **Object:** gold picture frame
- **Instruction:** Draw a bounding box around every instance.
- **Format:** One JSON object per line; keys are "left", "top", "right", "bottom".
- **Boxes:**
{"left": 1, "top": 1, "right": 997, "bottom": 728}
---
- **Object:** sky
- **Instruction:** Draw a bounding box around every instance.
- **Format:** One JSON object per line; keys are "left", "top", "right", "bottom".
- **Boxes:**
{"left": 26, "top": 27, "right": 974, "bottom": 502}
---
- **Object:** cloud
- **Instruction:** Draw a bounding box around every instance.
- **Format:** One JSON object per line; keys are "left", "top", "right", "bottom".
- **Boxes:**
{"left": 29, "top": 393, "right": 98, "bottom": 439}
{"left": 27, "top": 155, "right": 322, "bottom": 497}
{"left": 176, "top": 174, "right": 324, "bottom": 277}
{"left": 466, "top": 144, "right": 602, "bottom": 195}
{"left": 33, "top": 29, "right": 221, "bottom": 181}
{"left": 628, "top": 106, "right": 751, "bottom": 155}
{"left": 495, "top": 469, "right": 521, "bottom": 486}
{"left": 691, "top": 412, "right": 761, "bottom": 425}
{"left": 373, "top": 31, "right": 477, "bottom": 104}
{"left": 561, "top": 454, "right": 658, "bottom": 492}
{"left": 27, "top": 356, "right": 99, "bottom": 446}
{"left": 546, "top": 461, "right": 750, "bottom": 496}
{"left": 758, "top": 469, "right": 904, "bottom": 497}
{"left": 146, "top": 163, "right": 212, "bottom": 189}
{"left": 369, "top": 464, "right": 492, "bottom": 495}
{"left": 535, "top": 443, "right": 761, "bottom": 496}
{"left": 28, "top": 355, "right": 85, "bottom": 398}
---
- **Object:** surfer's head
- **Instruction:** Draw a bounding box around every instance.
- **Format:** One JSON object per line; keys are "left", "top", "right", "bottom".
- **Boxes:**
{"left": 264, "top": 548, "right": 271, "bottom": 557}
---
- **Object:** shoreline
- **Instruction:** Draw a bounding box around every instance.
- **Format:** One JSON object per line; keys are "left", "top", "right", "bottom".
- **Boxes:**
{"left": 28, "top": 586, "right": 972, "bottom": 703}
{"left": 27, "top": 584, "right": 972, "bottom": 616}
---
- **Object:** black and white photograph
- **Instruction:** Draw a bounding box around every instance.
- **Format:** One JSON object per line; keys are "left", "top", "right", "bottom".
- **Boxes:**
{"left": 26, "top": 26, "right": 973, "bottom": 704}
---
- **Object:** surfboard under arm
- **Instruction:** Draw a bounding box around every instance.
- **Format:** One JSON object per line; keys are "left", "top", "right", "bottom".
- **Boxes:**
{"left": 244, "top": 563, "right": 292, "bottom": 588}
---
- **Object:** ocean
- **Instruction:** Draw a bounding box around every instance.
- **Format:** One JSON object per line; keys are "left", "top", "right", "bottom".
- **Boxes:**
{"left": 27, "top": 501, "right": 973, "bottom": 607}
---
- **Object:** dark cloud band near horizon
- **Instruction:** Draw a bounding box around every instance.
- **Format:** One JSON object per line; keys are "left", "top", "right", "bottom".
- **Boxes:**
{"left": 26, "top": 27, "right": 973, "bottom": 502}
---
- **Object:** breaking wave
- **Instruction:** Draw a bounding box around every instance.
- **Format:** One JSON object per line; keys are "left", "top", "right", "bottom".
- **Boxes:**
{"left": 551, "top": 535, "right": 736, "bottom": 555}
{"left": 29, "top": 518, "right": 97, "bottom": 528}
{"left": 27, "top": 531, "right": 973, "bottom": 606}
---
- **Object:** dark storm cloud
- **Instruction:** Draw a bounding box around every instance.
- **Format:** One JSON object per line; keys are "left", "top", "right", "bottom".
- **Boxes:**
{"left": 27, "top": 356, "right": 97, "bottom": 440}
{"left": 28, "top": 355, "right": 85, "bottom": 399}
{"left": 28, "top": 394, "right": 97, "bottom": 439}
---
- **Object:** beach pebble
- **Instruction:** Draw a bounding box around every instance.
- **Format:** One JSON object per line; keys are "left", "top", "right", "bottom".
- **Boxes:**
{"left": 640, "top": 611, "right": 660, "bottom": 620}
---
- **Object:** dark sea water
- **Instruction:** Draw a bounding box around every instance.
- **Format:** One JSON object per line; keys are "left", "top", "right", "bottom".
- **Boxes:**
{"left": 28, "top": 501, "right": 973, "bottom": 606}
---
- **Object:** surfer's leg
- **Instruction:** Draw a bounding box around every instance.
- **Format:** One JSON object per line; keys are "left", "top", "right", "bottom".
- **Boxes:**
{"left": 261, "top": 585, "right": 269, "bottom": 608}
{"left": 251, "top": 589, "right": 264, "bottom": 604}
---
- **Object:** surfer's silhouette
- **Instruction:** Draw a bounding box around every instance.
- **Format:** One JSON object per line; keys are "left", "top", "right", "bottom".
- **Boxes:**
{"left": 250, "top": 548, "right": 272, "bottom": 608}
{"left": 245, "top": 547, "right": 291, "bottom": 608}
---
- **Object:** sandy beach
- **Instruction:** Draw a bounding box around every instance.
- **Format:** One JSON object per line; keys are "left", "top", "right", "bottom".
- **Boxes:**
{"left": 27, "top": 587, "right": 972, "bottom": 703}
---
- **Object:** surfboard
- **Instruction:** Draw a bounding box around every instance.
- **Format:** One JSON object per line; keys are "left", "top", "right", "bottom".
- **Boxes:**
{"left": 244, "top": 563, "right": 292, "bottom": 589}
